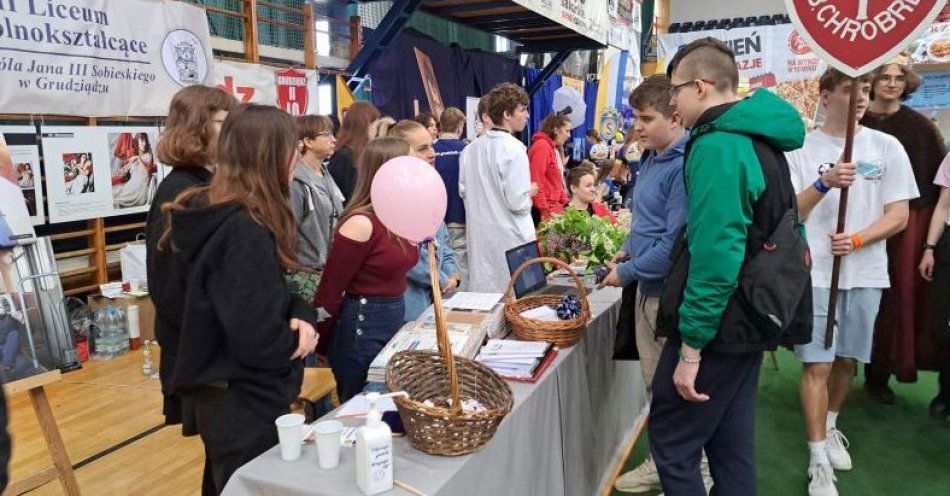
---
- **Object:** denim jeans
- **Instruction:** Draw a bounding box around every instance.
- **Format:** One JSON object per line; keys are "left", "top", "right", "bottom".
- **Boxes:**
{"left": 328, "top": 295, "right": 404, "bottom": 402}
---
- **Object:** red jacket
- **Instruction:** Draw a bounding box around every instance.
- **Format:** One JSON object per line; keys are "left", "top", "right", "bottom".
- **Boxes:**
{"left": 527, "top": 132, "right": 568, "bottom": 220}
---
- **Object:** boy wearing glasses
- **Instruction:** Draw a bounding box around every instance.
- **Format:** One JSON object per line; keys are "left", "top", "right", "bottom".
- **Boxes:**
{"left": 649, "top": 37, "right": 810, "bottom": 495}
{"left": 786, "top": 68, "right": 918, "bottom": 496}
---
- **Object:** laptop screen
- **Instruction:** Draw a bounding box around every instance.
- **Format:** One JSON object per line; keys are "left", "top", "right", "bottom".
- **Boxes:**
{"left": 505, "top": 240, "right": 547, "bottom": 298}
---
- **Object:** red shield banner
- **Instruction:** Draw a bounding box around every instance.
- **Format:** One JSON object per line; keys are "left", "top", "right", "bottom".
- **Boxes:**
{"left": 785, "top": 0, "right": 947, "bottom": 76}
{"left": 276, "top": 68, "right": 309, "bottom": 116}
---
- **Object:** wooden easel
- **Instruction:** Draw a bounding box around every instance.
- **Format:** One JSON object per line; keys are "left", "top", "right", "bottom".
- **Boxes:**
{"left": 3, "top": 370, "right": 80, "bottom": 495}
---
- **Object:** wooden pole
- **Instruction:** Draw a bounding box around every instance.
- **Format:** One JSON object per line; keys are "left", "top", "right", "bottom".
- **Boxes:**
{"left": 428, "top": 242, "right": 461, "bottom": 415}
{"left": 245, "top": 0, "right": 260, "bottom": 63}
{"left": 303, "top": 4, "right": 316, "bottom": 70}
{"left": 824, "top": 77, "right": 860, "bottom": 349}
{"left": 349, "top": 16, "right": 362, "bottom": 60}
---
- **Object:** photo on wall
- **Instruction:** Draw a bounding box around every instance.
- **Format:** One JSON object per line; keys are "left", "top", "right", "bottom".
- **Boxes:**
{"left": 1, "top": 126, "right": 45, "bottom": 226}
{"left": 108, "top": 131, "right": 159, "bottom": 211}
{"left": 414, "top": 47, "right": 445, "bottom": 118}
{"left": 0, "top": 134, "right": 35, "bottom": 248}
{"left": 62, "top": 152, "right": 96, "bottom": 196}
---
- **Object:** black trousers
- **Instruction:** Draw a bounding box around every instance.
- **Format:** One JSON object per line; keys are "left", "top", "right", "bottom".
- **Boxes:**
{"left": 649, "top": 341, "right": 763, "bottom": 496}
{"left": 181, "top": 386, "right": 284, "bottom": 496}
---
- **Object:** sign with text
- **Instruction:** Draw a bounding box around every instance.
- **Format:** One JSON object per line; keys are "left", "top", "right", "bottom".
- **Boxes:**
{"left": 214, "top": 61, "right": 320, "bottom": 116}
{"left": 0, "top": 0, "right": 213, "bottom": 116}
{"left": 785, "top": 0, "right": 947, "bottom": 77}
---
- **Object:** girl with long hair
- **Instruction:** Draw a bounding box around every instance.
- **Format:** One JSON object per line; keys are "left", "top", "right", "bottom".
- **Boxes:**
{"left": 145, "top": 85, "right": 236, "bottom": 430}
{"left": 328, "top": 101, "right": 380, "bottom": 204}
{"left": 313, "top": 137, "right": 418, "bottom": 402}
{"left": 160, "top": 104, "right": 319, "bottom": 495}
{"left": 528, "top": 113, "right": 572, "bottom": 221}
{"left": 568, "top": 164, "right": 616, "bottom": 223}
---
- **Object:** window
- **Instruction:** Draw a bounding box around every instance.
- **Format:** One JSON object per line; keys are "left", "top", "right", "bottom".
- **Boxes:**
{"left": 315, "top": 20, "right": 331, "bottom": 56}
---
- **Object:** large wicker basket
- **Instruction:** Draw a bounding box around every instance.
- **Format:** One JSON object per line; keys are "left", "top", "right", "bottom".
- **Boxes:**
{"left": 385, "top": 243, "right": 513, "bottom": 456}
{"left": 386, "top": 350, "right": 512, "bottom": 456}
{"left": 504, "top": 257, "right": 591, "bottom": 347}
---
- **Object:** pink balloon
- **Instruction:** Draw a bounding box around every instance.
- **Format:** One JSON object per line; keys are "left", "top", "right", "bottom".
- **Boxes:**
{"left": 371, "top": 156, "right": 447, "bottom": 242}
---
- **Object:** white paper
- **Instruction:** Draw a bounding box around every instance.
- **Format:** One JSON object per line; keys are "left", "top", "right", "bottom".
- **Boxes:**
{"left": 519, "top": 305, "right": 560, "bottom": 321}
{"left": 335, "top": 393, "right": 398, "bottom": 418}
{"left": 1, "top": 126, "right": 44, "bottom": 226}
{"left": 42, "top": 126, "right": 165, "bottom": 223}
{"left": 481, "top": 339, "right": 550, "bottom": 355}
{"left": 443, "top": 292, "right": 503, "bottom": 311}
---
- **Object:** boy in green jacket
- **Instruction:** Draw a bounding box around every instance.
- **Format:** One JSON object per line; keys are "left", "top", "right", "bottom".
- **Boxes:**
{"left": 649, "top": 38, "right": 808, "bottom": 495}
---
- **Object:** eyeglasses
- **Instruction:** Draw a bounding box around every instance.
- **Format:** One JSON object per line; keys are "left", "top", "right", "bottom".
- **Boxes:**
{"left": 669, "top": 79, "right": 717, "bottom": 99}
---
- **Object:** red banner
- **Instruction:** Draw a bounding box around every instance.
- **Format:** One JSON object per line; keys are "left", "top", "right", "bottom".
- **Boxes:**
{"left": 785, "top": 0, "right": 947, "bottom": 76}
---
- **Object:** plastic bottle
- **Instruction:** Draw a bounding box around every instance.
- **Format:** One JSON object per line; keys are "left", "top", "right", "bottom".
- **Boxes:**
{"left": 355, "top": 391, "right": 408, "bottom": 495}
{"left": 114, "top": 306, "right": 129, "bottom": 354}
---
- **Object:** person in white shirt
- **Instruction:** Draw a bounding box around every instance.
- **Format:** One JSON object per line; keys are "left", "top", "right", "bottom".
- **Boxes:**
{"left": 786, "top": 68, "right": 919, "bottom": 496}
{"left": 459, "top": 83, "right": 538, "bottom": 293}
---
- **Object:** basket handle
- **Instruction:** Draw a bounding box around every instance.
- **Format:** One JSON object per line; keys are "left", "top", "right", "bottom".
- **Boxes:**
{"left": 427, "top": 242, "right": 462, "bottom": 415}
{"left": 504, "top": 256, "right": 589, "bottom": 305}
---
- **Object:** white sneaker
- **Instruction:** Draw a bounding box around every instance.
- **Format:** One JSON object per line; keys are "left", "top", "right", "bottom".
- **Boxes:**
{"left": 615, "top": 456, "right": 661, "bottom": 493}
{"left": 655, "top": 470, "right": 713, "bottom": 496}
{"left": 808, "top": 463, "right": 838, "bottom": 496}
{"left": 825, "top": 429, "right": 852, "bottom": 471}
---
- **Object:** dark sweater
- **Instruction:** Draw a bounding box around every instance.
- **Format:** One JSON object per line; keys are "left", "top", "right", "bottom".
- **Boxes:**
{"left": 167, "top": 204, "right": 317, "bottom": 422}
{"left": 328, "top": 147, "right": 357, "bottom": 205}
{"left": 145, "top": 166, "right": 212, "bottom": 426}
{"left": 861, "top": 105, "right": 945, "bottom": 209}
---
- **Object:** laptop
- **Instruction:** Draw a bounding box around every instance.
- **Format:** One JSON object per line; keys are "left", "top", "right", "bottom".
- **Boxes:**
{"left": 504, "top": 241, "right": 578, "bottom": 299}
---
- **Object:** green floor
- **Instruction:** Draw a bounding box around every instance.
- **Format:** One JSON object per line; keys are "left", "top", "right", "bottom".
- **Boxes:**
{"left": 612, "top": 350, "right": 950, "bottom": 495}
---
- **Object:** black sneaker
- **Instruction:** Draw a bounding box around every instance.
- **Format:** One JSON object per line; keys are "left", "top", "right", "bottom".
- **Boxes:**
{"left": 864, "top": 382, "right": 896, "bottom": 405}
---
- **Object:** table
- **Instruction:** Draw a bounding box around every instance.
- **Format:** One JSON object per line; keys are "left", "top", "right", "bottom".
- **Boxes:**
{"left": 224, "top": 287, "right": 645, "bottom": 496}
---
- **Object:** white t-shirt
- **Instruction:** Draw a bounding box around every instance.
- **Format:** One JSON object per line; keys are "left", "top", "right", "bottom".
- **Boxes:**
{"left": 785, "top": 128, "right": 919, "bottom": 289}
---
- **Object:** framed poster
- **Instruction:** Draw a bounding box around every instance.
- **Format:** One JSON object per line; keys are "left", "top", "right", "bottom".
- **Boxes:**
{"left": 106, "top": 128, "right": 163, "bottom": 215}
{"left": 0, "top": 126, "right": 44, "bottom": 226}
{"left": 465, "top": 97, "right": 482, "bottom": 141}
{"left": 41, "top": 127, "right": 112, "bottom": 223}
{"left": 0, "top": 134, "right": 36, "bottom": 246}
{"left": 414, "top": 48, "right": 445, "bottom": 118}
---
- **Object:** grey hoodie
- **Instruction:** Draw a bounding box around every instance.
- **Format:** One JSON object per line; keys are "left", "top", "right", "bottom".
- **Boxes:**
{"left": 290, "top": 162, "right": 344, "bottom": 270}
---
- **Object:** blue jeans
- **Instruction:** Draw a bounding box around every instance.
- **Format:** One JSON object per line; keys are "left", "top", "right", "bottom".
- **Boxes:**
{"left": 328, "top": 296, "right": 404, "bottom": 403}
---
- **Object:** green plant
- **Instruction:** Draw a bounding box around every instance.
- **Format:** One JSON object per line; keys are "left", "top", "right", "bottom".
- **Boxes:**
{"left": 538, "top": 207, "right": 629, "bottom": 268}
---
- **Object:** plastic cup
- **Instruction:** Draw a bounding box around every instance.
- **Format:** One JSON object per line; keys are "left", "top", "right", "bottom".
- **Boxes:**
{"left": 275, "top": 413, "right": 305, "bottom": 461}
{"left": 313, "top": 420, "right": 343, "bottom": 469}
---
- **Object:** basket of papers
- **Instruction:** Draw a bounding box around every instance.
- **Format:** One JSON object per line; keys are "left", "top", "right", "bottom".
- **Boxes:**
{"left": 386, "top": 243, "right": 513, "bottom": 456}
{"left": 504, "top": 257, "right": 591, "bottom": 347}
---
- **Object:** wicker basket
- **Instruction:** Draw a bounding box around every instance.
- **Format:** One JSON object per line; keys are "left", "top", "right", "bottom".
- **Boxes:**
{"left": 504, "top": 257, "right": 591, "bottom": 347}
{"left": 385, "top": 243, "right": 513, "bottom": 456}
{"left": 386, "top": 350, "right": 513, "bottom": 456}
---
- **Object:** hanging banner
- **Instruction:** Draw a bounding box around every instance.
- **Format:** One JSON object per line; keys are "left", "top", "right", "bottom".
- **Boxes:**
{"left": 608, "top": 0, "right": 635, "bottom": 50}
{"left": 659, "top": 24, "right": 827, "bottom": 122}
{"left": 213, "top": 61, "right": 320, "bottom": 116}
{"left": 784, "top": 0, "right": 947, "bottom": 77}
{"left": 906, "top": 69, "right": 950, "bottom": 108}
{"left": 0, "top": 0, "right": 213, "bottom": 117}
{"left": 512, "top": 0, "right": 610, "bottom": 45}
{"left": 0, "top": 126, "right": 44, "bottom": 226}
{"left": 910, "top": 20, "right": 950, "bottom": 64}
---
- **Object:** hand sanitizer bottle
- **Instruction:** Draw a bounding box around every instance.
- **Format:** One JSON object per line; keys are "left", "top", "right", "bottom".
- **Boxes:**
{"left": 356, "top": 391, "right": 408, "bottom": 495}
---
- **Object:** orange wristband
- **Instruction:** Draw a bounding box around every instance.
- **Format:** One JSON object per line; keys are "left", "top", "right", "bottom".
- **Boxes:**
{"left": 850, "top": 233, "right": 864, "bottom": 250}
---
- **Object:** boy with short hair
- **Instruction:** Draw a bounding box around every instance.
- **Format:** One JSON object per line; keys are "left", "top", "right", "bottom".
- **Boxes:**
{"left": 602, "top": 75, "right": 697, "bottom": 494}
{"left": 434, "top": 107, "right": 469, "bottom": 290}
{"left": 459, "top": 83, "right": 535, "bottom": 293}
{"left": 786, "top": 68, "right": 918, "bottom": 496}
{"left": 650, "top": 37, "right": 809, "bottom": 495}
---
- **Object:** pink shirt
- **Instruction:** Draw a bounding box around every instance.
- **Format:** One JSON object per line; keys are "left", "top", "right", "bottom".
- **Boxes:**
{"left": 935, "top": 153, "right": 950, "bottom": 225}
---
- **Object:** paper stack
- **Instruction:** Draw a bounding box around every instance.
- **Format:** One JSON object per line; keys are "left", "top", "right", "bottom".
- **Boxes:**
{"left": 476, "top": 339, "right": 555, "bottom": 381}
{"left": 366, "top": 321, "right": 485, "bottom": 383}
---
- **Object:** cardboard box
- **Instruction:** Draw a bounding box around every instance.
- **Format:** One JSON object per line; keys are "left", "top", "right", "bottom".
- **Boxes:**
{"left": 87, "top": 293, "right": 156, "bottom": 341}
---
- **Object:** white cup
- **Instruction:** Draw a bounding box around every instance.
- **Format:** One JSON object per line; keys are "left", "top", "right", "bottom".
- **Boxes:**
{"left": 313, "top": 420, "right": 343, "bottom": 469}
{"left": 275, "top": 413, "right": 306, "bottom": 461}
{"left": 128, "top": 279, "right": 140, "bottom": 292}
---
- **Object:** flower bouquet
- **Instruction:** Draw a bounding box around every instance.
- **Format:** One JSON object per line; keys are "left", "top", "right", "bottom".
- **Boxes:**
{"left": 538, "top": 207, "right": 629, "bottom": 273}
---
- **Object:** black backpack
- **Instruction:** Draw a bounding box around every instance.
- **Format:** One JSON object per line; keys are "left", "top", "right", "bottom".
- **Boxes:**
{"left": 657, "top": 141, "right": 812, "bottom": 351}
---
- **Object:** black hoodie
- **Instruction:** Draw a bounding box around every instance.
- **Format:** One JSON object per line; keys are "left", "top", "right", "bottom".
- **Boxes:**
{"left": 167, "top": 203, "right": 316, "bottom": 421}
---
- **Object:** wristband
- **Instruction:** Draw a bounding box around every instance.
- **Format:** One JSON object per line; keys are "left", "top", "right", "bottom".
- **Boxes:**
{"left": 813, "top": 177, "right": 831, "bottom": 194}
{"left": 678, "top": 349, "right": 701, "bottom": 364}
{"left": 851, "top": 233, "right": 864, "bottom": 250}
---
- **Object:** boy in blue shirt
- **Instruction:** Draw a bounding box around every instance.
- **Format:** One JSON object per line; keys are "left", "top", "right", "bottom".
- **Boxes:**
{"left": 601, "top": 75, "right": 698, "bottom": 494}
{"left": 434, "top": 108, "right": 469, "bottom": 289}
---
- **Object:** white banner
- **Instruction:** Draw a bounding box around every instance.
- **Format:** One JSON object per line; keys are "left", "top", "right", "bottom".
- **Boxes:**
{"left": 0, "top": 0, "right": 213, "bottom": 117}
{"left": 659, "top": 24, "right": 827, "bottom": 122}
{"left": 512, "top": 0, "right": 610, "bottom": 45}
{"left": 41, "top": 125, "right": 165, "bottom": 223}
{"left": 213, "top": 60, "right": 322, "bottom": 116}
{"left": 0, "top": 126, "right": 44, "bottom": 225}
